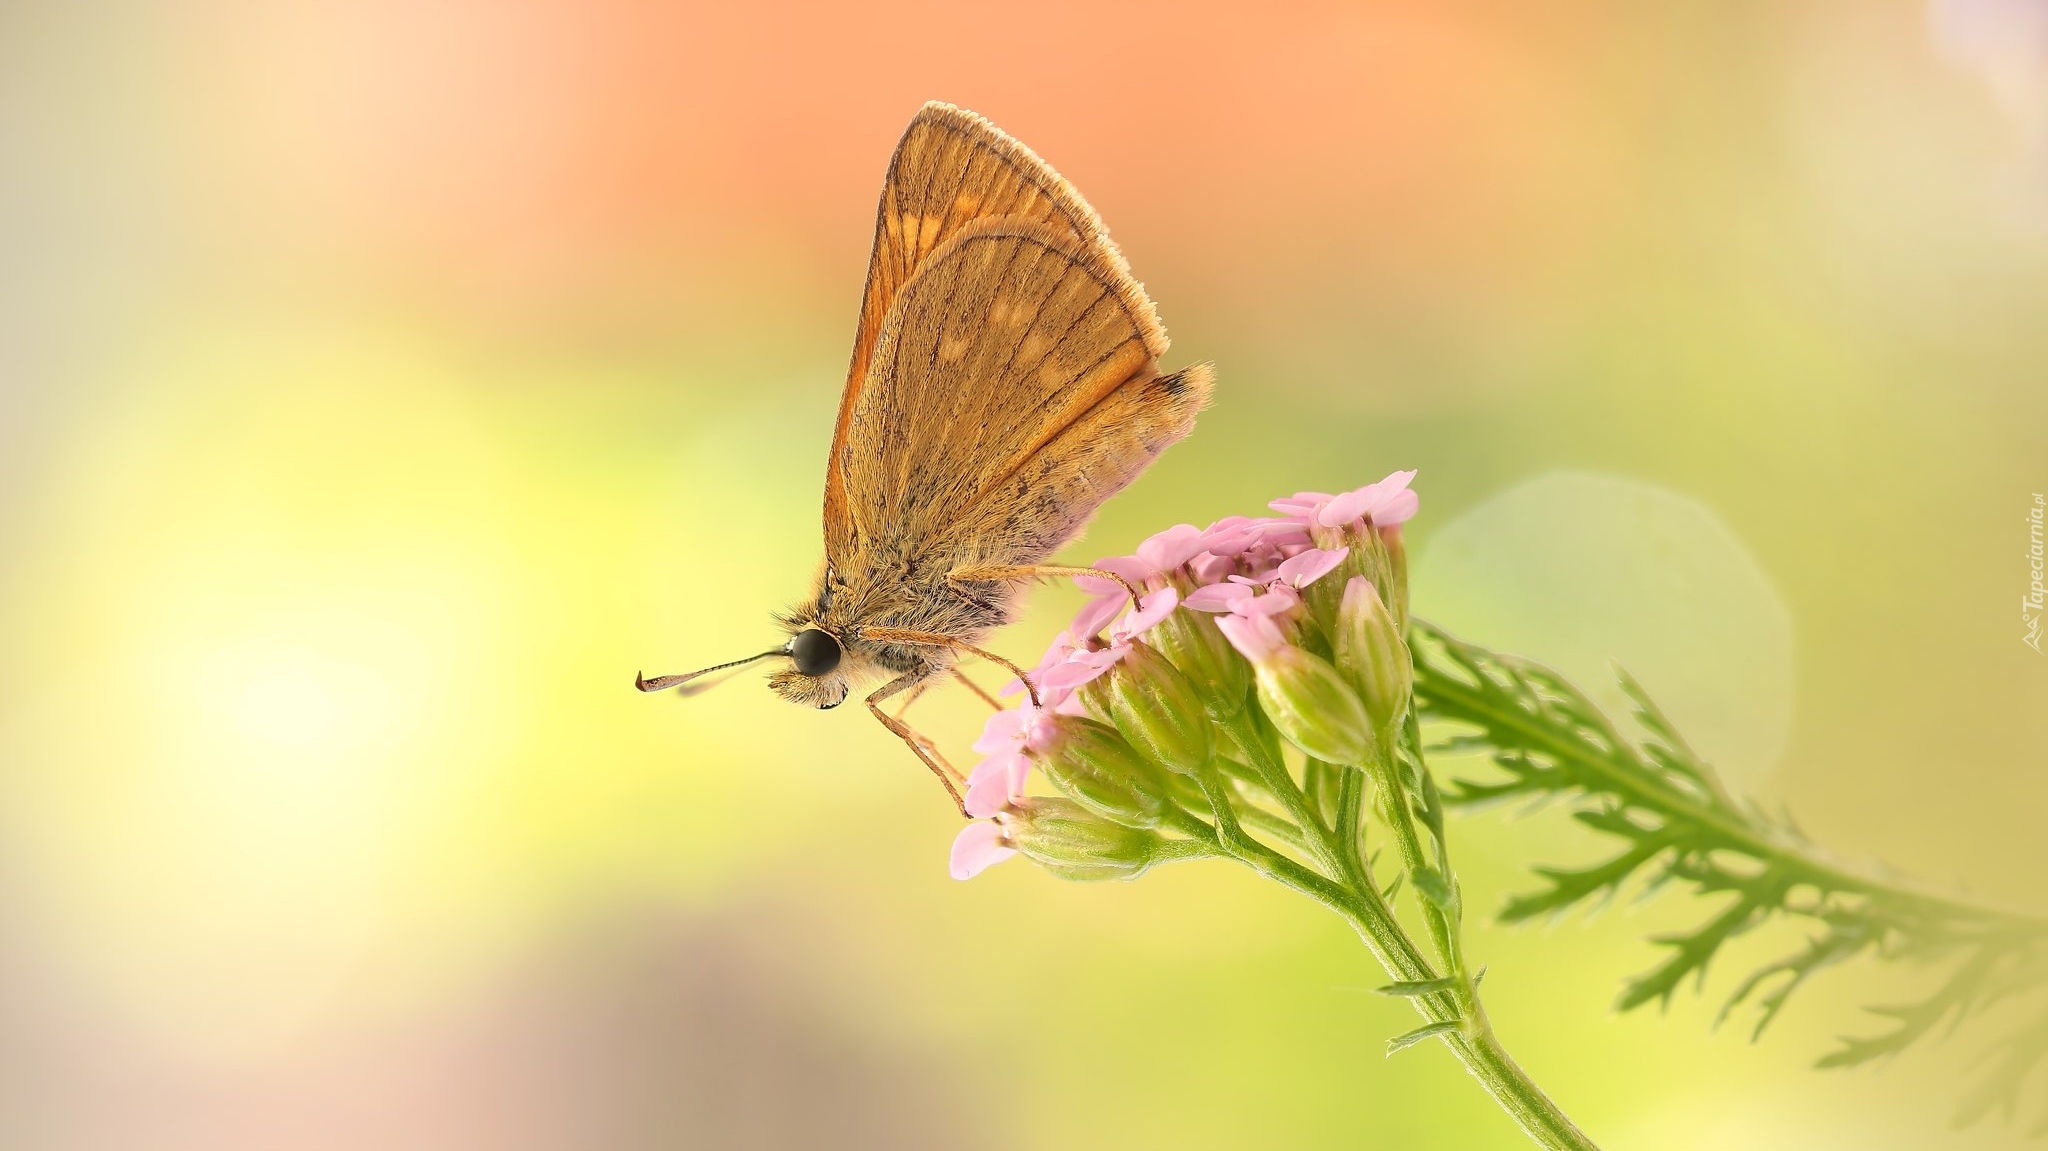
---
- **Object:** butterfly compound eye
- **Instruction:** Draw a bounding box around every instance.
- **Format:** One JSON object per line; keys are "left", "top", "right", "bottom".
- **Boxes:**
{"left": 790, "top": 629, "right": 842, "bottom": 677}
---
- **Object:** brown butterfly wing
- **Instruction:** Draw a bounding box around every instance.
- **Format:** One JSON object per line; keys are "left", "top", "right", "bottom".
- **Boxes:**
{"left": 836, "top": 218, "right": 1207, "bottom": 574}
{"left": 823, "top": 101, "right": 1132, "bottom": 558}
{"left": 964, "top": 359, "right": 1214, "bottom": 565}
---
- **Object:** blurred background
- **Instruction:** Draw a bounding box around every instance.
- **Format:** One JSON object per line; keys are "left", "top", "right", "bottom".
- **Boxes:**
{"left": 3, "top": 1, "right": 2045, "bottom": 1147}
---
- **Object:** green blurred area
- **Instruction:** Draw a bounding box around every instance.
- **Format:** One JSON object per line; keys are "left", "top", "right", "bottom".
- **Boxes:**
{"left": 2, "top": 1, "right": 2044, "bottom": 1148}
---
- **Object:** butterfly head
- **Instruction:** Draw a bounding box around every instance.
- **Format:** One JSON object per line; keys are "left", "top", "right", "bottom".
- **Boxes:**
{"left": 766, "top": 625, "right": 854, "bottom": 709}
{"left": 758, "top": 563, "right": 886, "bottom": 709}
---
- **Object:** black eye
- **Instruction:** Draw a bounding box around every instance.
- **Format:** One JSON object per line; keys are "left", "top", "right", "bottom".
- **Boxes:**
{"left": 790, "top": 628, "right": 842, "bottom": 677}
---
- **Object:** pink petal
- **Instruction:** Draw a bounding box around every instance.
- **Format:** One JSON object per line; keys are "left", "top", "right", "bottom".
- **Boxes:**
{"left": 1372, "top": 488, "right": 1419, "bottom": 526}
{"left": 1032, "top": 632, "right": 1081, "bottom": 674}
{"left": 1184, "top": 582, "right": 1255, "bottom": 612}
{"left": 1002, "top": 750, "right": 1032, "bottom": 792}
{"left": 1353, "top": 470, "right": 1418, "bottom": 523}
{"left": 1269, "top": 492, "right": 1331, "bottom": 516}
{"left": 1342, "top": 574, "right": 1380, "bottom": 615}
{"left": 1216, "top": 613, "right": 1286, "bottom": 662}
{"left": 1277, "top": 546, "right": 1349, "bottom": 589}
{"left": 1073, "top": 555, "right": 1152, "bottom": 596}
{"left": 1318, "top": 489, "right": 1372, "bottom": 527}
{"left": 1247, "top": 520, "right": 1312, "bottom": 549}
{"left": 963, "top": 751, "right": 1031, "bottom": 818}
{"left": 1068, "top": 593, "right": 1126, "bottom": 640}
{"left": 1079, "top": 645, "right": 1127, "bottom": 670}
{"left": 1016, "top": 704, "right": 1062, "bottom": 753}
{"left": 1236, "top": 585, "right": 1301, "bottom": 618}
{"left": 1374, "top": 468, "right": 1419, "bottom": 496}
{"left": 1195, "top": 533, "right": 1249, "bottom": 560}
{"left": 1198, "top": 516, "right": 1256, "bottom": 557}
{"left": 1037, "top": 661, "right": 1099, "bottom": 693}
{"left": 1187, "top": 551, "right": 1237, "bottom": 584}
{"left": 1003, "top": 633, "right": 1078, "bottom": 698}
{"left": 971, "top": 709, "right": 1024, "bottom": 755}
{"left": 1136, "top": 524, "right": 1207, "bottom": 574}
{"left": 1040, "top": 648, "right": 1124, "bottom": 692}
{"left": 949, "top": 821, "right": 1018, "bottom": 880}
{"left": 1111, "top": 587, "right": 1180, "bottom": 642}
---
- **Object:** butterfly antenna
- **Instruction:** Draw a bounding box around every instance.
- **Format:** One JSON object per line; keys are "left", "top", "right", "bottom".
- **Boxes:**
{"left": 635, "top": 647, "right": 788, "bottom": 693}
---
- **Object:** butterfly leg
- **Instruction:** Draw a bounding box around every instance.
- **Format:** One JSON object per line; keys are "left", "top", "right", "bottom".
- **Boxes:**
{"left": 953, "top": 669, "right": 1004, "bottom": 712}
{"left": 866, "top": 672, "right": 969, "bottom": 818}
{"left": 892, "top": 671, "right": 1001, "bottom": 719}
{"left": 889, "top": 676, "right": 933, "bottom": 721}
{"left": 884, "top": 682, "right": 951, "bottom": 762}
{"left": 854, "top": 625, "right": 1043, "bottom": 709}
{"left": 949, "top": 563, "right": 1143, "bottom": 608}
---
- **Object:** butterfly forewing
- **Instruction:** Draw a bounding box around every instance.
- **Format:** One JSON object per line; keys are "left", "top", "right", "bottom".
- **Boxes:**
{"left": 838, "top": 219, "right": 1200, "bottom": 573}
{"left": 825, "top": 101, "right": 1135, "bottom": 557}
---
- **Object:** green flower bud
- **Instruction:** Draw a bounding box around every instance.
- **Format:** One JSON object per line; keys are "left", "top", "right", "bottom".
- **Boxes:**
{"left": 1383, "top": 525, "right": 1409, "bottom": 630}
{"left": 1301, "top": 568, "right": 1350, "bottom": 641}
{"left": 1251, "top": 645, "right": 1373, "bottom": 766}
{"left": 1149, "top": 601, "right": 1250, "bottom": 717}
{"left": 1008, "top": 798, "right": 1163, "bottom": 881}
{"left": 1332, "top": 575, "right": 1413, "bottom": 736}
{"left": 1307, "top": 524, "right": 1386, "bottom": 620}
{"left": 1036, "top": 717, "right": 1172, "bottom": 829}
{"left": 1096, "top": 640, "right": 1216, "bottom": 775}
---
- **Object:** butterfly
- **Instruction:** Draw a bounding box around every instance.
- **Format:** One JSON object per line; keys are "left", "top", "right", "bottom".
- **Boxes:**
{"left": 638, "top": 101, "right": 1212, "bottom": 812}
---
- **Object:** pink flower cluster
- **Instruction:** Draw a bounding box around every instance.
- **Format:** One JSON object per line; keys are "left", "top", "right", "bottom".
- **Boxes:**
{"left": 950, "top": 470, "right": 1419, "bottom": 880}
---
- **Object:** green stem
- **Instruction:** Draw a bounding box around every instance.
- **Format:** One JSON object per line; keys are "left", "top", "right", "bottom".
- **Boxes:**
{"left": 1222, "top": 717, "right": 1346, "bottom": 880}
{"left": 1229, "top": 789, "right": 1319, "bottom": 857}
{"left": 1360, "top": 730, "right": 1462, "bottom": 977}
{"left": 1204, "top": 757, "right": 1318, "bottom": 856}
{"left": 1333, "top": 759, "right": 1366, "bottom": 878}
{"left": 1443, "top": 1016, "right": 1601, "bottom": 1151}
{"left": 1314, "top": 836, "right": 1596, "bottom": 1150}
{"left": 1164, "top": 802, "right": 1434, "bottom": 988}
{"left": 1150, "top": 836, "right": 1225, "bottom": 866}
{"left": 1364, "top": 748, "right": 1431, "bottom": 884}
{"left": 1173, "top": 768, "right": 1601, "bottom": 1151}
{"left": 1183, "top": 775, "right": 1332, "bottom": 889}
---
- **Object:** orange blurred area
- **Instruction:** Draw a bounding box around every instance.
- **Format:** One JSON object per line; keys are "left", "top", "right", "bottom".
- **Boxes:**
{"left": 3, "top": 1, "right": 2045, "bottom": 1148}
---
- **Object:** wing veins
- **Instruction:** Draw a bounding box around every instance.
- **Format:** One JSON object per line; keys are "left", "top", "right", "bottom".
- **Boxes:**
{"left": 970, "top": 327, "right": 1140, "bottom": 508}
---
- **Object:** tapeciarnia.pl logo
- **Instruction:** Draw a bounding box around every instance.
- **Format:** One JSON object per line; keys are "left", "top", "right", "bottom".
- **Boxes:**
{"left": 2027, "top": 493, "right": 2045, "bottom": 654}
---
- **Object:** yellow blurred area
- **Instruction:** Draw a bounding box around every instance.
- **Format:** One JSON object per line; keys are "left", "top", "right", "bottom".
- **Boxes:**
{"left": 2, "top": 1, "right": 2045, "bottom": 1148}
